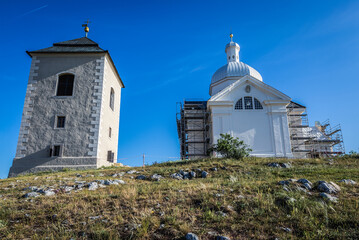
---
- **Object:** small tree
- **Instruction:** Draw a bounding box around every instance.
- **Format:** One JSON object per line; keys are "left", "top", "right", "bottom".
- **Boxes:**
{"left": 209, "top": 133, "right": 252, "bottom": 159}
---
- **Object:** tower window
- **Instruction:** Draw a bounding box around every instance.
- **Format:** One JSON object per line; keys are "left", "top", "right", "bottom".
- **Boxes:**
{"left": 110, "top": 88, "right": 115, "bottom": 110}
{"left": 109, "top": 127, "right": 112, "bottom": 138}
{"left": 244, "top": 96, "right": 253, "bottom": 109}
{"left": 56, "top": 74, "right": 74, "bottom": 96}
{"left": 254, "top": 98, "right": 263, "bottom": 109}
{"left": 56, "top": 116, "right": 66, "bottom": 128}
{"left": 53, "top": 145, "right": 61, "bottom": 157}
{"left": 107, "top": 151, "right": 114, "bottom": 162}
{"left": 235, "top": 98, "right": 243, "bottom": 110}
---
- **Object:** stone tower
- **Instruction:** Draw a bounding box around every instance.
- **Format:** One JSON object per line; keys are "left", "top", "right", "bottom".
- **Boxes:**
{"left": 9, "top": 37, "right": 124, "bottom": 177}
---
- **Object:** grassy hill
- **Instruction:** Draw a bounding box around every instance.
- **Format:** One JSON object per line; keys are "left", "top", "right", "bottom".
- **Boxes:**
{"left": 0, "top": 157, "right": 358, "bottom": 239}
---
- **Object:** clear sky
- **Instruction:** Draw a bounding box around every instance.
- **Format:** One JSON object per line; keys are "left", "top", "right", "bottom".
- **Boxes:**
{"left": 1, "top": 0, "right": 358, "bottom": 178}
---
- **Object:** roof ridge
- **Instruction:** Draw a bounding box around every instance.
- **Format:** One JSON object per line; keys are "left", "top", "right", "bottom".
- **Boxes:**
{"left": 53, "top": 37, "right": 99, "bottom": 46}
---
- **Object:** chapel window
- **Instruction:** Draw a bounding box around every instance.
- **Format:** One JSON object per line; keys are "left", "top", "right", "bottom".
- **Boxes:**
{"left": 254, "top": 98, "right": 263, "bottom": 109}
{"left": 235, "top": 97, "right": 263, "bottom": 110}
{"left": 56, "top": 74, "right": 74, "bottom": 96}
{"left": 235, "top": 98, "right": 243, "bottom": 110}
{"left": 110, "top": 88, "right": 115, "bottom": 110}
{"left": 244, "top": 96, "right": 253, "bottom": 109}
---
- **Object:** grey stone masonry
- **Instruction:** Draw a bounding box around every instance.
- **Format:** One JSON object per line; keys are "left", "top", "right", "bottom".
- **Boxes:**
{"left": 9, "top": 37, "right": 124, "bottom": 177}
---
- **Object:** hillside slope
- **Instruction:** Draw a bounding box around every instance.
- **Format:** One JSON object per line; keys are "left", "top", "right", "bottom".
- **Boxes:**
{"left": 0, "top": 157, "right": 358, "bottom": 239}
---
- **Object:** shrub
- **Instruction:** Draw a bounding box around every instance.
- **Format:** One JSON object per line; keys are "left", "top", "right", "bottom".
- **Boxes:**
{"left": 208, "top": 133, "right": 252, "bottom": 159}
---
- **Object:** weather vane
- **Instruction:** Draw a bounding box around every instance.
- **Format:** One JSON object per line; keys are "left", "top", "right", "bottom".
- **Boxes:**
{"left": 82, "top": 19, "right": 90, "bottom": 37}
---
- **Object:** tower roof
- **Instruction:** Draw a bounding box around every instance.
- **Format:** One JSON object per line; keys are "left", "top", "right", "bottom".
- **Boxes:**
{"left": 27, "top": 37, "right": 106, "bottom": 55}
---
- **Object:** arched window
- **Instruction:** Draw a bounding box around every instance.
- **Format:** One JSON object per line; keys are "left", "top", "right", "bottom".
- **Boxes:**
{"left": 234, "top": 97, "right": 263, "bottom": 110}
{"left": 235, "top": 98, "right": 243, "bottom": 109}
{"left": 56, "top": 74, "right": 74, "bottom": 96}
{"left": 110, "top": 88, "right": 115, "bottom": 110}
{"left": 254, "top": 98, "right": 263, "bottom": 109}
{"left": 244, "top": 96, "right": 253, "bottom": 109}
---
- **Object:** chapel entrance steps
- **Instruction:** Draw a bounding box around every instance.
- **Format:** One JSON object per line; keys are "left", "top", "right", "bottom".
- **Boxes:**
{"left": 287, "top": 103, "right": 345, "bottom": 158}
{"left": 176, "top": 100, "right": 210, "bottom": 160}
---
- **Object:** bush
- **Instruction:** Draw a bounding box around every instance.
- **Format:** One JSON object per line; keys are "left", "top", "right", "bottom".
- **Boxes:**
{"left": 209, "top": 133, "right": 252, "bottom": 159}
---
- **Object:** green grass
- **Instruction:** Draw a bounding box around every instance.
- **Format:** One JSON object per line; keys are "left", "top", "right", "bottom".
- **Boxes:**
{"left": 0, "top": 157, "right": 358, "bottom": 239}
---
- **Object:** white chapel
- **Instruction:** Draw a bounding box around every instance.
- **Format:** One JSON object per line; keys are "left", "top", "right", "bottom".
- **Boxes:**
{"left": 176, "top": 34, "right": 344, "bottom": 159}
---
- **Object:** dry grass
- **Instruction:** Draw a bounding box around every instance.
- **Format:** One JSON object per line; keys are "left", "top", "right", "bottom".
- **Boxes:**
{"left": 0, "top": 156, "right": 358, "bottom": 239}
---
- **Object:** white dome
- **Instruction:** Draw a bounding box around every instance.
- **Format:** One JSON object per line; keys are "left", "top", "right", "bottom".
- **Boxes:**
{"left": 211, "top": 61, "right": 263, "bottom": 84}
{"left": 210, "top": 35, "right": 263, "bottom": 86}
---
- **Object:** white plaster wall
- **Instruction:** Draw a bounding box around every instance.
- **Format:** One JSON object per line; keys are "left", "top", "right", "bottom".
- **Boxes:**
{"left": 209, "top": 79, "right": 292, "bottom": 157}
{"left": 96, "top": 55, "right": 122, "bottom": 167}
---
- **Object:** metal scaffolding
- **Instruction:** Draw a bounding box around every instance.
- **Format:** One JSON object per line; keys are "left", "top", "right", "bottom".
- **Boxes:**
{"left": 287, "top": 102, "right": 345, "bottom": 158}
{"left": 287, "top": 102, "right": 313, "bottom": 158}
{"left": 176, "top": 100, "right": 210, "bottom": 159}
{"left": 309, "top": 119, "right": 345, "bottom": 157}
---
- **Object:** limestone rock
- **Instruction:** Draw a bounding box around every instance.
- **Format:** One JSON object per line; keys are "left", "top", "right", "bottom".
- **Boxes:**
{"left": 24, "top": 192, "right": 40, "bottom": 198}
{"left": 216, "top": 236, "right": 230, "bottom": 240}
{"left": 44, "top": 190, "right": 56, "bottom": 196}
{"left": 170, "top": 173, "right": 183, "bottom": 180}
{"left": 268, "top": 163, "right": 280, "bottom": 168}
{"left": 320, "top": 192, "right": 338, "bottom": 202}
{"left": 339, "top": 179, "right": 356, "bottom": 185}
{"left": 88, "top": 182, "right": 98, "bottom": 191}
{"left": 186, "top": 233, "right": 199, "bottom": 240}
{"left": 297, "top": 179, "right": 312, "bottom": 185}
{"left": 114, "top": 179, "right": 126, "bottom": 184}
{"left": 278, "top": 180, "right": 290, "bottom": 186}
{"left": 136, "top": 175, "right": 147, "bottom": 180}
{"left": 150, "top": 174, "right": 163, "bottom": 181}
{"left": 316, "top": 181, "right": 340, "bottom": 194}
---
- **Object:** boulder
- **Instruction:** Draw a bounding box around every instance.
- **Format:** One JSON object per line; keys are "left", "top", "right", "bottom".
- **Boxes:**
{"left": 44, "top": 190, "right": 56, "bottom": 196}
{"left": 302, "top": 183, "right": 312, "bottom": 190}
{"left": 104, "top": 180, "right": 119, "bottom": 185}
{"left": 185, "top": 233, "right": 199, "bottom": 240}
{"left": 316, "top": 181, "right": 340, "bottom": 194}
{"left": 88, "top": 182, "right": 98, "bottom": 191}
{"left": 280, "top": 163, "right": 292, "bottom": 168}
{"left": 114, "top": 179, "right": 126, "bottom": 184}
{"left": 189, "top": 171, "right": 196, "bottom": 179}
{"left": 170, "top": 173, "right": 183, "bottom": 180}
{"left": 297, "top": 179, "right": 312, "bottom": 185}
{"left": 216, "top": 236, "right": 230, "bottom": 240}
{"left": 210, "top": 167, "right": 218, "bottom": 171}
{"left": 202, "top": 171, "right": 208, "bottom": 178}
{"left": 339, "top": 179, "right": 356, "bottom": 185}
{"left": 136, "top": 175, "right": 147, "bottom": 180}
{"left": 24, "top": 192, "right": 40, "bottom": 198}
{"left": 268, "top": 163, "right": 280, "bottom": 168}
{"left": 278, "top": 180, "right": 290, "bottom": 186}
{"left": 150, "top": 174, "right": 163, "bottom": 181}
{"left": 320, "top": 192, "right": 338, "bottom": 202}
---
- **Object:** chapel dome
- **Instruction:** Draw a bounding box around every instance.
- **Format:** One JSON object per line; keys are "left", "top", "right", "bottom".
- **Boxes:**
{"left": 211, "top": 61, "right": 262, "bottom": 84}
{"left": 210, "top": 34, "right": 262, "bottom": 85}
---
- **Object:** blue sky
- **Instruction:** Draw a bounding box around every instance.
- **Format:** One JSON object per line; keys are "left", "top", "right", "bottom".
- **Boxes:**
{"left": 1, "top": 0, "right": 358, "bottom": 178}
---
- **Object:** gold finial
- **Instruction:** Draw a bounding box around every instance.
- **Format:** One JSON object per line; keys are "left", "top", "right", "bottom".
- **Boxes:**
{"left": 230, "top": 33, "right": 233, "bottom": 42}
{"left": 82, "top": 19, "right": 90, "bottom": 37}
